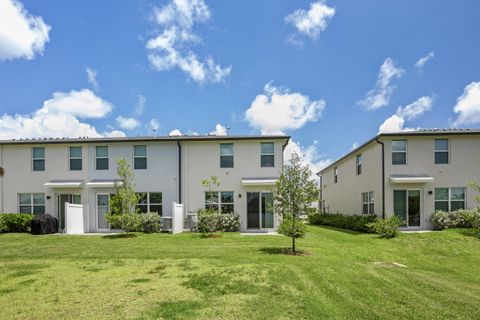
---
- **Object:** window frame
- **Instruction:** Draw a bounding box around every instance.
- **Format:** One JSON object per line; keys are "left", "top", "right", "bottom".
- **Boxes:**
{"left": 205, "top": 191, "right": 235, "bottom": 214}
{"left": 334, "top": 167, "right": 338, "bottom": 184}
{"left": 260, "top": 142, "right": 275, "bottom": 167}
{"left": 220, "top": 143, "right": 234, "bottom": 168}
{"left": 95, "top": 146, "right": 109, "bottom": 170}
{"left": 392, "top": 140, "right": 407, "bottom": 165}
{"left": 361, "top": 191, "right": 374, "bottom": 215}
{"left": 135, "top": 192, "right": 163, "bottom": 215}
{"left": 434, "top": 139, "right": 449, "bottom": 165}
{"left": 32, "top": 147, "right": 45, "bottom": 172}
{"left": 69, "top": 146, "right": 82, "bottom": 171}
{"left": 356, "top": 154, "right": 362, "bottom": 176}
{"left": 18, "top": 193, "right": 45, "bottom": 215}
{"left": 134, "top": 145, "right": 148, "bottom": 170}
{"left": 434, "top": 187, "right": 466, "bottom": 212}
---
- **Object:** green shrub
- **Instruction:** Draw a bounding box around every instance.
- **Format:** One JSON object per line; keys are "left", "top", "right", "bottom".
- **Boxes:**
{"left": 0, "top": 213, "right": 34, "bottom": 233}
{"left": 141, "top": 212, "right": 162, "bottom": 233}
{"left": 106, "top": 213, "right": 142, "bottom": 233}
{"left": 430, "top": 209, "right": 480, "bottom": 230}
{"left": 278, "top": 215, "right": 307, "bottom": 238}
{"left": 308, "top": 212, "right": 377, "bottom": 233}
{"left": 367, "top": 215, "right": 402, "bottom": 238}
{"left": 197, "top": 209, "right": 240, "bottom": 235}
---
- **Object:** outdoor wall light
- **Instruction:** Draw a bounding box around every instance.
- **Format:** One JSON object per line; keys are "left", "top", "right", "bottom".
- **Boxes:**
{"left": 46, "top": 195, "right": 51, "bottom": 200}
{"left": 238, "top": 193, "right": 242, "bottom": 198}
{"left": 428, "top": 191, "right": 433, "bottom": 195}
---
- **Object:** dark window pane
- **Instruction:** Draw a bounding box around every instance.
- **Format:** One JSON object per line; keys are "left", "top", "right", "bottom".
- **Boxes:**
{"left": 33, "top": 205, "right": 45, "bottom": 215}
{"left": 435, "top": 188, "right": 449, "bottom": 200}
{"left": 134, "top": 145, "right": 147, "bottom": 157}
{"left": 220, "top": 155, "right": 234, "bottom": 168}
{"left": 96, "top": 146, "right": 108, "bottom": 157}
{"left": 357, "top": 164, "right": 362, "bottom": 175}
{"left": 20, "top": 206, "right": 32, "bottom": 214}
{"left": 70, "top": 158, "right": 82, "bottom": 171}
{"left": 435, "top": 152, "right": 448, "bottom": 164}
{"left": 363, "top": 204, "right": 368, "bottom": 215}
{"left": 392, "top": 140, "right": 406, "bottom": 152}
{"left": 134, "top": 157, "right": 147, "bottom": 169}
{"left": 137, "top": 193, "right": 148, "bottom": 204}
{"left": 220, "top": 143, "right": 233, "bottom": 155}
{"left": 451, "top": 188, "right": 465, "bottom": 200}
{"left": 149, "top": 193, "right": 162, "bottom": 204}
{"left": 392, "top": 152, "right": 406, "bottom": 165}
{"left": 32, "top": 147, "right": 45, "bottom": 158}
{"left": 451, "top": 201, "right": 465, "bottom": 211}
{"left": 220, "top": 204, "right": 234, "bottom": 214}
{"left": 261, "top": 155, "right": 274, "bottom": 167}
{"left": 149, "top": 205, "right": 163, "bottom": 215}
{"left": 247, "top": 192, "right": 260, "bottom": 229}
{"left": 369, "top": 203, "right": 374, "bottom": 215}
{"left": 96, "top": 158, "right": 108, "bottom": 170}
{"left": 136, "top": 205, "right": 148, "bottom": 213}
{"left": 435, "top": 139, "right": 448, "bottom": 151}
{"left": 19, "top": 193, "right": 31, "bottom": 205}
{"left": 221, "top": 191, "right": 234, "bottom": 204}
{"left": 434, "top": 201, "right": 449, "bottom": 212}
{"left": 205, "top": 192, "right": 218, "bottom": 209}
{"left": 33, "top": 159, "right": 45, "bottom": 171}
{"left": 393, "top": 190, "right": 407, "bottom": 225}
{"left": 70, "top": 147, "right": 82, "bottom": 158}
{"left": 33, "top": 193, "right": 45, "bottom": 205}
{"left": 261, "top": 142, "right": 274, "bottom": 154}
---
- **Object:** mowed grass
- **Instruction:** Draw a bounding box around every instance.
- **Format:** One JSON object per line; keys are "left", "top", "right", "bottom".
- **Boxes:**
{"left": 1, "top": 226, "right": 480, "bottom": 319}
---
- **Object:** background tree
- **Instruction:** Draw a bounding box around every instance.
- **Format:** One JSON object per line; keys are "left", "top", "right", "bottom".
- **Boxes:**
{"left": 109, "top": 158, "right": 138, "bottom": 215}
{"left": 274, "top": 152, "right": 319, "bottom": 253}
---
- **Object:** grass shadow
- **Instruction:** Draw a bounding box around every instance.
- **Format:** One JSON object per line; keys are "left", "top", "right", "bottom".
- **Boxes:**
{"left": 260, "top": 247, "right": 311, "bottom": 256}
{"left": 102, "top": 233, "right": 138, "bottom": 239}
{"left": 455, "top": 228, "right": 480, "bottom": 239}
{"left": 317, "top": 225, "right": 367, "bottom": 235}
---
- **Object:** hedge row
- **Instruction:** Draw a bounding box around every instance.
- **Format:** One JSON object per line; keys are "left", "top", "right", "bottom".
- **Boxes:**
{"left": 0, "top": 213, "right": 34, "bottom": 233}
{"left": 308, "top": 212, "right": 378, "bottom": 233}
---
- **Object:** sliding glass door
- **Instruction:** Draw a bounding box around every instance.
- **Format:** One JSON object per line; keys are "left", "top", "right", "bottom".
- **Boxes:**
{"left": 96, "top": 194, "right": 110, "bottom": 230}
{"left": 247, "top": 192, "right": 274, "bottom": 229}
{"left": 393, "top": 190, "right": 421, "bottom": 227}
{"left": 58, "top": 194, "right": 81, "bottom": 230}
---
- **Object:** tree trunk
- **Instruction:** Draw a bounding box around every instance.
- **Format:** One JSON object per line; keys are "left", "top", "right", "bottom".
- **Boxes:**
{"left": 292, "top": 214, "right": 296, "bottom": 253}
{"left": 292, "top": 234, "right": 296, "bottom": 253}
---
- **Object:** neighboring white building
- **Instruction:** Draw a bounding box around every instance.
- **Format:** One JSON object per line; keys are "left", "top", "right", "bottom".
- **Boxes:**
{"left": 318, "top": 129, "right": 480, "bottom": 230}
{"left": 0, "top": 135, "right": 289, "bottom": 232}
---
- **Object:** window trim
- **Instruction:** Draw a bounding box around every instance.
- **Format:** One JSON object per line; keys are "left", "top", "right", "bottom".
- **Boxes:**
{"left": 134, "top": 145, "right": 148, "bottom": 170}
{"left": 69, "top": 146, "right": 83, "bottom": 171}
{"left": 260, "top": 142, "right": 275, "bottom": 167}
{"left": 18, "top": 192, "right": 45, "bottom": 215}
{"left": 391, "top": 139, "right": 407, "bottom": 165}
{"left": 95, "top": 146, "right": 109, "bottom": 170}
{"left": 434, "top": 139, "right": 449, "bottom": 165}
{"left": 434, "top": 187, "right": 466, "bottom": 212}
{"left": 32, "top": 147, "right": 45, "bottom": 172}
{"left": 356, "top": 154, "right": 362, "bottom": 176}
{"left": 361, "top": 191, "right": 374, "bottom": 215}
{"left": 204, "top": 191, "right": 235, "bottom": 214}
{"left": 220, "top": 143, "right": 234, "bottom": 168}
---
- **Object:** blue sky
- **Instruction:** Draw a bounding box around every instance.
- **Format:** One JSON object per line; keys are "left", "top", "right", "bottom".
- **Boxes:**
{"left": 0, "top": 0, "right": 479, "bottom": 170}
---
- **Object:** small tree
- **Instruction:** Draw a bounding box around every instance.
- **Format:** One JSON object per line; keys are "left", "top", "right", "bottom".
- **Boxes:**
{"left": 274, "top": 152, "right": 319, "bottom": 253}
{"left": 468, "top": 181, "right": 480, "bottom": 207}
{"left": 109, "top": 158, "right": 138, "bottom": 215}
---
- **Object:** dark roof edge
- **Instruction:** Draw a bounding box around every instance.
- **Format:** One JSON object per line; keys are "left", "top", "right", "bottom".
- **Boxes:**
{"left": 318, "top": 129, "right": 480, "bottom": 174}
{"left": 0, "top": 135, "right": 290, "bottom": 145}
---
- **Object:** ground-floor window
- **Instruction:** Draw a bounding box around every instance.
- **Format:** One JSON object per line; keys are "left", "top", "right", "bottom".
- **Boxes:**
{"left": 18, "top": 193, "right": 45, "bottom": 215}
{"left": 434, "top": 188, "right": 465, "bottom": 212}
{"left": 361, "top": 191, "right": 374, "bottom": 214}
{"left": 205, "top": 191, "right": 234, "bottom": 214}
{"left": 136, "top": 192, "right": 163, "bottom": 215}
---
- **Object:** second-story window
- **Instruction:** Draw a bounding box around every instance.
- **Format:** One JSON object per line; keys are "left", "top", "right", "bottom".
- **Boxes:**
{"left": 32, "top": 147, "right": 45, "bottom": 171}
{"left": 220, "top": 143, "right": 234, "bottom": 168}
{"left": 356, "top": 154, "right": 362, "bottom": 175}
{"left": 392, "top": 140, "right": 407, "bottom": 165}
{"left": 261, "top": 142, "right": 274, "bottom": 167}
{"left": 69, "top": 147, "right": 82, "bottom": 171}
{"left": 96, "top": 146, "right": 109, "bottom": 170}
{"left": 134, "top": 145, "right": 147, "bottom": 169}
{"left": 435, "top": 139, "right": 449, "bottom": 164}
{"left": 334, "top": 167, "right": 338, "bottom": 183}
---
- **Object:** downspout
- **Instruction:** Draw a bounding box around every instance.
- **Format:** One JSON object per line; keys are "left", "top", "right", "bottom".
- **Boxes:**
{"left": 375, "top": 138, "right": 385, "bottom": 219}
{"left": 177, "top": 141, "right": 182, "bottom": 204}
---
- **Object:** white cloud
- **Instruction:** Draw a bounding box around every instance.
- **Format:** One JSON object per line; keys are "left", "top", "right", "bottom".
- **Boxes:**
{"left": 134, "top": 95, "right": 146, "bottom": 116}
{"left": 285, "top": 1, "right": 335, "bottom": 44}
{"left": 0, "top": 89, "right": 120, "bottom": 139}
{"left": 168, "top": 129, "right": 183, "bottom": 136}
{"left": 116, "top": 116, "right": 140, "bottom": 130}
{"left": 86, "top": 67, "right": 99, "bottom": 91}
{"left": 285, "top": 139, "right": 332, "bottom": 174}
{"left": 358, "top": 58, "right": 405, "bottom": 110}
{"left": 146, "top": 0, "right": 231, "bottom": 84}
{"left": 245, "top": 82, "right": 325, "bottom": 134}
{"left": 378, "top": 96, "right": 433, "bottom": 133}
{"left": 351, "top": 142, "right": 359, "bottom": 150}
{"left": 452, "top": 81, "right": 480, "bottom": 127}
{"left": 149, "top": 118, "right": 160, "bottom": 131}
{"left": 0, "top": 0, "right": 51, "bottom": 61}
{"left": 210, "top": 123, "right": 228, "bottom": 136}
{"left": 104, "top": 130, "right": 126, "bottom": 138}
{"left": 415, "top": 52, "right": 434, "bottom": 70}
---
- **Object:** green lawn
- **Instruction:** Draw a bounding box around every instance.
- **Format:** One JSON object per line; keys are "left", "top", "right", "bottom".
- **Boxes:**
{"left": 1, "top": 226, "right": 480, "bottom": 320}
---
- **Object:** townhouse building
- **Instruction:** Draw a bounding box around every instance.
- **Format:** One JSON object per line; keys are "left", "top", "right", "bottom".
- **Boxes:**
{"left": 0, "top": 135, "right": 289, "bottom": 232}
{"left": 318, "top": 129, "right": 480, "bottom": 229}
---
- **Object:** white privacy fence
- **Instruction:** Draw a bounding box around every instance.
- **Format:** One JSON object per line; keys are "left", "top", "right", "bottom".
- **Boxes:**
{"left": 171, "top": 202, "right": 184, "bottom": 234}
{"left": 65, "top": 203, "right": 84, "bottom": 234}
